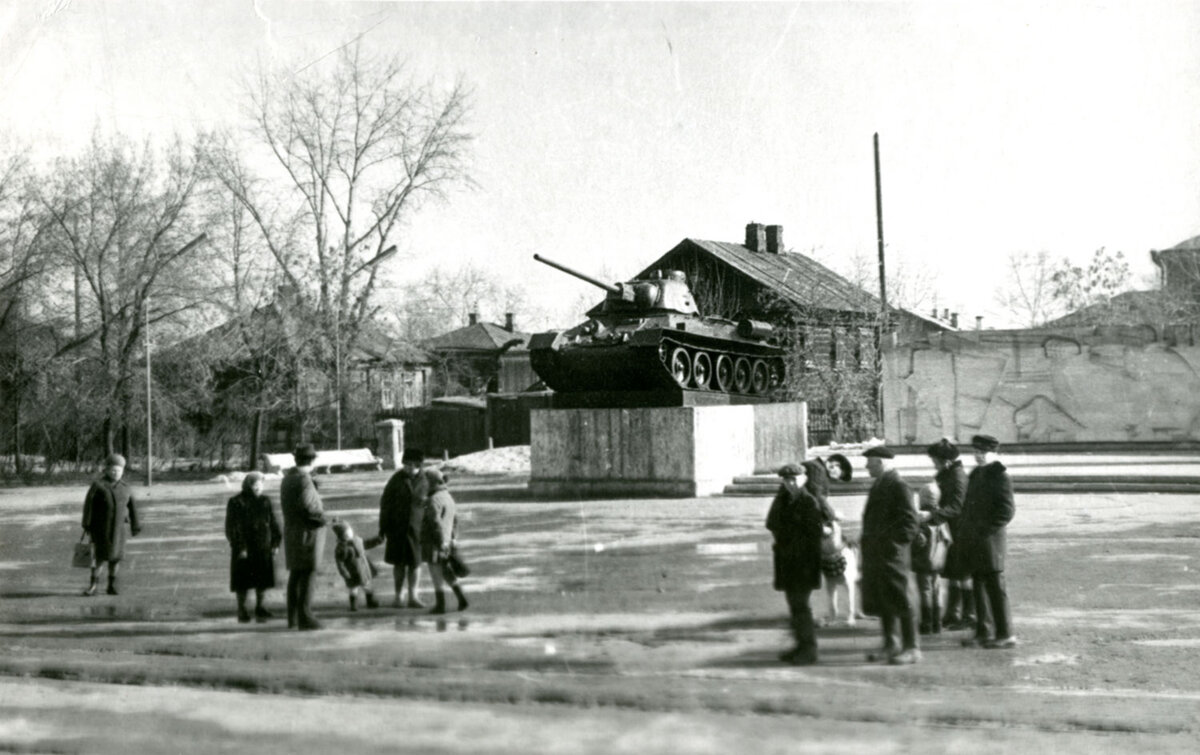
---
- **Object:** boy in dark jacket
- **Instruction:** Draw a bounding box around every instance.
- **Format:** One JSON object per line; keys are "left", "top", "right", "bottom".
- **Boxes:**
{"left": 766, "top": 463, "right": 831, "bottom": 665}
{"left": 331, "top": 520, "right": 380, "bottom": 611}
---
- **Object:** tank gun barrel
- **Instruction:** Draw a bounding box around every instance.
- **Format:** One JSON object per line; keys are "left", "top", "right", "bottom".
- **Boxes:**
{"left": 533, "top": 254, "right": 621, "bottom": 294}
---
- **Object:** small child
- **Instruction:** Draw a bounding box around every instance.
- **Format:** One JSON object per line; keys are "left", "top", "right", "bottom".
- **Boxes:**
{"left": 913, "top": 482, "right": 950, "bottom": 634}
{"left": 331, "top": 519, "right": 380, "bottom": 611}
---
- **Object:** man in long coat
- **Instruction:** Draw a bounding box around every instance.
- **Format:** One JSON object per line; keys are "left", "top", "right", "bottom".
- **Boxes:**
{"left": 81, "top": 453, "right": 141, "bottom": 596}
{"left": 281, "top": 443, "right": 328, "bottom": 630}
{"left": 375, "top": 447, "right": 428, "bottom": 607}
{"left": 958, "top": 434, "right": 1017, "bottom": 649}
{"left": 860, "top": 445, "right": 921, "bottom": 664}
{"left": 765, "top": 463, "right": 829, "bottom": 665}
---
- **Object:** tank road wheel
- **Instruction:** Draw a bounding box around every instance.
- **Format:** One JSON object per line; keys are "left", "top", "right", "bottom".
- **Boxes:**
{"left": 668, "top": 346, "right": 692, "bottom": 387}
{"left": 768, "top": 359, "right": 786, "bottom": 390}
{"left": 714, "top": 354, "right": 735, "bottom": 392}
{"left": 733, "top": 357, "right": 752, "bottom": 393}
{"left": 749, "top": 359, "right": 770, "bottom": 394}
{"left": 691, "top": 351, "right": 712, "bottom": 389}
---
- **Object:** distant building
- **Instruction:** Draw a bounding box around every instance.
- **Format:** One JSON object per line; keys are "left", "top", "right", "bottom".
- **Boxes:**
{"left": 420, "top": 312, "right": 533, "bottom": 396}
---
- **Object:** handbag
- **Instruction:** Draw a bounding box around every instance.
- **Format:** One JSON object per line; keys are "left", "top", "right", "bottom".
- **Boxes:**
{"left": 72, "top": 533, "right": 93, "bottom": 569}
{"left": 445, "top": 542, "right": 471, "bottom": 579}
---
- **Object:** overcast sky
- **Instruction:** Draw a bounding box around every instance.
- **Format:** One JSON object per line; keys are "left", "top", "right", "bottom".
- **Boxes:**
{"left": 3, "top": 1, "right": 1199, "bottom": 328}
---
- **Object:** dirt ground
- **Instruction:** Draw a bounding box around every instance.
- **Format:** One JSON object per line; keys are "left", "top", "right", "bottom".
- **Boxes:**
{"left": 2, "top": 459, "right": 1200, "bottom": 753}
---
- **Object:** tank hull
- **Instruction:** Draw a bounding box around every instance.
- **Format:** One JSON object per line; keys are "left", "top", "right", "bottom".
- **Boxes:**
{"left": 530, "top": 327, "right": 785, "bottom": 396}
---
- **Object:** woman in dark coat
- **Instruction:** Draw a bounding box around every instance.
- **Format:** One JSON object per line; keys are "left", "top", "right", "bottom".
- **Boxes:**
{"left": 376, "top": 448, "right": 429, "bottom": 608}
{"left": 922, "top": 439, "right": 972, "bottom": 629}
{"left": 766, "top": 463, "right": 831, "bottom": 665}
{"left": 81, "top": 453, "right": 140, "bottom": 596}
{"left": 225, "top": 471, "right": 282, "bottom": 623}
{"left": 421, "top": 469, "right": 468, "bottom": 614}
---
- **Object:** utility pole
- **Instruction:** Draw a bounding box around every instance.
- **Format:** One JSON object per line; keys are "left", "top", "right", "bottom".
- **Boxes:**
{"left": 145, "top": 299, "right": 152, "bottom": 487}
{"left": 873, "top": 133, "right": 888, "bottom": 432}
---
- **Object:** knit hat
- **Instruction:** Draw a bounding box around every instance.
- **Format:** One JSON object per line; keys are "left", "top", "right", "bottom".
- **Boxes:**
{"left": 242, "top": 471, "right": 264, "bottom": 492}
{"left": 925, "top": 439, "right": 960, "bottom": 462}
{"left": 104, "top": 453, "right": 126, "bottom": 467}
{"left": 863, "top": 445, "right": 895, "bottom": 459}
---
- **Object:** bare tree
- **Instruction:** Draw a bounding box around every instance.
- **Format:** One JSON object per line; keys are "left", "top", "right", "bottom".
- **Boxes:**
{"left": 995, "top": 250, "right": 1059, "bottom": 327}
{"left": 34, "top": 133, "right": 210, "bottom": 459}
{"left": 395, "top": 262, "right": 526, "bottom": 341}
{"left": 207, "top": 40, "right": 473, "bottom": 432}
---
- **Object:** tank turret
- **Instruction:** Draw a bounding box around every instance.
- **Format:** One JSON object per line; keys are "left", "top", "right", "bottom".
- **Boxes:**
{"left": 530, "top": 254, "right": 785, "bottom": 396}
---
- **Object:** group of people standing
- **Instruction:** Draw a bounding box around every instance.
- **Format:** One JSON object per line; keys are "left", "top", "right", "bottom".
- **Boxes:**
{"left": 227, "top": 443, "right": 469, "bottom": 630}
{"left": 79, "top": 444, "right": 468, "bottom": 631}
{"left": 767, "top": 435, "right": 1017, "bottom": 666}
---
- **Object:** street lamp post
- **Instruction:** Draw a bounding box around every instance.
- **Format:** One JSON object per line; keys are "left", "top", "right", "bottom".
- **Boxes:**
{"left": 334, "top": 245, "right": 397, "bottom": 449}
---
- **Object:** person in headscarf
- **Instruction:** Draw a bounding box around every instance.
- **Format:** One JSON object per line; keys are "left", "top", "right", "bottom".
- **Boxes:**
{"left": 420, "top": 468, "right": 468, "bottom": 614}
{"left": 225, "top": 471, "right": 282, "bottom": 623}
{"left": 81, "top": 453, "right": 140, "bottom": 596}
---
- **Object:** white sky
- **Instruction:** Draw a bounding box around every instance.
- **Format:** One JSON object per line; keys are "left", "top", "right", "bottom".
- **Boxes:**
{"left": 3, "top": 0, "right": 1199, "bottom": 329}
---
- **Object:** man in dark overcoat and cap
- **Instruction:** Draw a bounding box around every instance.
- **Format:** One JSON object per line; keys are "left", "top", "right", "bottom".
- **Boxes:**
{"left": 375, "top": 447, "right": 429, "bottom": 607}
{"left": 281, "top": 443, "right": 328, "bottom": 630}
{"left": 921, "top": 438, "right": 974, "bottom": 629}
{"left": 765, "top": 463, "right": 831, "bottom": 665}
{"left": 958, "top": 434, "right": 1017, "bottom": 649}
{"left": 860, "top": 445, "right": 921, "bottom": 664}
{"left": 81, "top": 453, "right": 141, "bottom": 595}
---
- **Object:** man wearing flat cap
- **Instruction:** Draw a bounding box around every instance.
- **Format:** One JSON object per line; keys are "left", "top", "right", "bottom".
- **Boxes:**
{"left": 81, "top": 453, "right": 141, "bottom": 596}
{"left": 765, "top": 462, "right": 832, "bottom": 665}
{"left": 281, "top": 443, "right": 328, "bottom": 630}
{"left": 860, "top": 445, "right": 921, "bottom": 664}
{"left": 957, "top": 434, "right": 1017, "bottom": 649}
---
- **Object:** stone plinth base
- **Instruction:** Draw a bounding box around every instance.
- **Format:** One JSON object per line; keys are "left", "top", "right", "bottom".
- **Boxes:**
{"left": 529, "top": 402, "right": 806, "bottom": 498}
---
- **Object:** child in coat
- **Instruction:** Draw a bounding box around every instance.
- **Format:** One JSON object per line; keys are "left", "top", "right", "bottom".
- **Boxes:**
{"left": 913, "top": 482, "right": 951, "bottom": 634}
{"left": 331, "top": 519, "right": 380, "bottom": 611}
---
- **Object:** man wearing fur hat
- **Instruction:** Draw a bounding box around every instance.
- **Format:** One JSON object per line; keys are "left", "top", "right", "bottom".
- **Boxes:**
{"left": 81, "top": 453, "right": 141, "bottom": 596}
{"left": 958, "top": 434, "right": 1017, "bottom": 649}
{"left": 860, "top": 445, "right": 921, "bottom": 664}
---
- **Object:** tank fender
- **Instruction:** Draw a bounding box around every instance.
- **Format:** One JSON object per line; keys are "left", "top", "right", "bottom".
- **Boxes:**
{"left": 529, "top": 331, "right": 562, "bottom": 350}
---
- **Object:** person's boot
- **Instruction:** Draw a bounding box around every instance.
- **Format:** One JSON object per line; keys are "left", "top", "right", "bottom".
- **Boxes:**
{"left": 961, "top": 588, "right": 977, "bottom": 627}
{"left": 82, "top": 573, "right": 98, "bottom": 597}
{"left": 106, "top": 573, "right": 119, "bottom": 596}
{"left": 451, "top": 584, "right": 469, "bottom": 612}
{"left": 407, "top": 594, "right": 426, "bottom": 609}
{"left": 429, "top": 589, "right": 446, "bottom": 615}
{"left": 254, "top": 598, "right": 273, "bottom": 622}
{"left": 365, "top": 591, "right": 379, "bottom": 609}
{"left": 237, "top": 604, "right": 251, "bottom": 624}
{"left": 349, "top": 593, "right": 358, "bottom": 612}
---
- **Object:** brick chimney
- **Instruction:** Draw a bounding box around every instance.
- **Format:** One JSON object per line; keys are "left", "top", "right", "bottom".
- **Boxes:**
{"left": 975, "top": 315, "right": 983, "bottom": 330}
{"left": 765, "top": 225, "right": 784, "bottom": 254}
{"left": 505, "top": 312, "right": 515, "bottom": 332}
{"left": 950, "top": 312, "right": 959, "bottom": 328}
{"left": 468, "top": 312, "right": 478, "bottom": 326}
{"left": 744, "top": 222, "right": 766, "bottom": 252}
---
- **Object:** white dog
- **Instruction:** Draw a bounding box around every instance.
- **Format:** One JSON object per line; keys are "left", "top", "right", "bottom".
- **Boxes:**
{"left": 818, "top": 520, "right": 860, "bottom": 627}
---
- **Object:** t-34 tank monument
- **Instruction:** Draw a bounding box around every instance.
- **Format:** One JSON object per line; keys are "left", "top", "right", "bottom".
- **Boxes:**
{"left": 529, "top": 254, "right": 786, "bottom": 404}
{"left": 528, "top": 254, "right": 808, "bottom": 497}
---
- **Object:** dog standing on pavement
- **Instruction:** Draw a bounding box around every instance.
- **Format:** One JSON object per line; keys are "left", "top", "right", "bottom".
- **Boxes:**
{"left": 818, "top": 519, "right": 860, "bottom": 626}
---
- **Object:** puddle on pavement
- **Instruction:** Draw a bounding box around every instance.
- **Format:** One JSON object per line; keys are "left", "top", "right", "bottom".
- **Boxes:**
{"left": 79, "top": 605, "right": 164, "bottom": 620}
{"left": 390, "top": 616, "right": 472, "bottom": 633}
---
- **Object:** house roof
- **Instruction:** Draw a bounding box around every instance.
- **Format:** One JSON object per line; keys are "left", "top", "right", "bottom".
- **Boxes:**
{"left": 421, "top": 322, "right": 531, "bottom": 353}
{"left": 1167, "top": 234, "right": 1200, "bottom": 252}
{"left": 1043, "top": 290, "right": 1167, "bottom": 328}
{"left": 647, "top": 239, "right": 881, "bottom": 315}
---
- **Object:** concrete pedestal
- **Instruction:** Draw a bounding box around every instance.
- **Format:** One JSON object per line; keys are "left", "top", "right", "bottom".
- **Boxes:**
{"left": 529, "top": 402, "right": 807, "bottom": 498}
{"left": 374, "top": 419, "right": 404, "bottom": 470}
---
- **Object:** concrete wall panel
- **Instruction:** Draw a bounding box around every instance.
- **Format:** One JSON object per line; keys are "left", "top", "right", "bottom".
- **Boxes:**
{"left": 885, "top": 328, "right": 1200, "bottom": 444}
